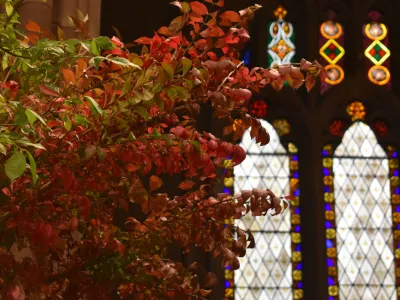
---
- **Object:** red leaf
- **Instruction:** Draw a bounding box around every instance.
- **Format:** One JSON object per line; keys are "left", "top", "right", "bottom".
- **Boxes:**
{"left": 189, "top": 12, "right": 203, "bottom": 22}
{"left": 39, "top": 84, "right": 59, "bottom": 96}
{"left": 149, "top": 175, "right": 163, "bottom": 192}
{"left": 215, "top": 0, "right": 224, "bottom": 7}
{"left": 134, "top": 37, "right": 152, "bottom": 44}
{"left": 25, "top": 20, "right": 41, "bottom": 33}
{"left": 178, "top": 180, "right": 195, "bottom": 190}
{"left": 220, "top": 11, "right": 240, "bottom": 22}
{"left": 190, "top": 1, "right": 208, "bottom": 15}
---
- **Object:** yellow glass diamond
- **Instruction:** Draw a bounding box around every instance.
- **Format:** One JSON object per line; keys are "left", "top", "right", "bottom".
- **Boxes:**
{"left": 364, "top": 40, "right": 391, "bottom": 65}
{"left": 320, "top": 39, "right": 345, "bottom": 65}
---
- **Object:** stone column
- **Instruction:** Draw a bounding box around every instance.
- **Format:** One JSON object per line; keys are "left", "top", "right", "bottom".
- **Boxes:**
{"left": 18, "top": 0, "right": 54, "bottom": 33}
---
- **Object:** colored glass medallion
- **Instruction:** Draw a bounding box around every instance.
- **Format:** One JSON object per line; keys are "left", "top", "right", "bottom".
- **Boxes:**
{"left": 268, "top": 6, "right": 295, "bottom": 67}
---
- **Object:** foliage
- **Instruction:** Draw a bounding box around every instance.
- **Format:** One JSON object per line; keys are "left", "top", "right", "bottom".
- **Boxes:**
{"left": 0, "top": 0, "right": 324, "bottom": 299}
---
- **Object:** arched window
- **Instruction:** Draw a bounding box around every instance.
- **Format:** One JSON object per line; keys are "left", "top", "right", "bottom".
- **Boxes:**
{"left": 323, "top": 106, "right": 400, "bottom": 299}
{"left": 224, "top": 120, "right": 303, "bottom": 300}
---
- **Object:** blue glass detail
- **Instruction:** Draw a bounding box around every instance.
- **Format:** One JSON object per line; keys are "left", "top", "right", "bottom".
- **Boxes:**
{"left": 396, "top": 206, "right": 400, "bottom": 213}
{"left": 327, "top": 258, "right": 335, "bottom": 267}
{"left": 243, "top": 51, "right": 250, "bottom": 66}
{"left": 322, "top": 150, "right": 329, "bottom": 156}
{"left": 328, "top": 277, "right": 335, "bottom": 286}
{"left": 329, "top": 297, "right": 335, "bottom": 300}
{"left": 296, "top": 263, "right": 302, "bottom": 270}
{"left": 294, "top": 172, "right": 299, "bottom": 178}
{"left": 324, "top": 168, "right": 330, "bottom": 176}
{"left": 224, "top": 281, "right": 231, "bottom": 288}
{"left": 393, "top": 151, "right": 398, "bottom": 158}
{"left": 292, "top": 155, "right": 298, "bottom": 161}
{"left": 226, "top": 265, "right": 231, "bottom": 271}
{"left": 295, "top": 208, "right": 300, "bottom": 214}
{"left": 326, "top": 240, "right": 334, "bottom": 248}
{"left": 223, "top": 188, "right": 231, "bottom": 194}
{"left": 397, "top": 225, "right": 400, "bottom": 230}
{"left": 396, "top": 187, "right": 400, "bottom": 195}
{"left": 324, "top": 187, "right": 330, "bottom": 193}
{"left": 394, "top": 170, "right": 399, "bottom": 176}
{"left": 325, "top": 221, "right": 333, "bottom": 229}
{"left": 295, "top": 245, "right": 302, "bottom": 251}
{"left": 294, "top": 189, "right": 300, "bottom": 196}
{"left": 297, "top": 282, "right": 303, "bottom": 289}
{"left": 325, "top": 203, "right": 332, "bottom": 211}
{"left": 295, "top": 225, "right": 301, "bottom": 233}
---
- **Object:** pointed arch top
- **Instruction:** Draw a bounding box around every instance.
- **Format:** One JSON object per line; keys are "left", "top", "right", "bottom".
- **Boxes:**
{"left": 334, "top": 122, "right": 386, "bottom": 158}
{"left": 240, "top": 119, "right": 287, "bottom": 154}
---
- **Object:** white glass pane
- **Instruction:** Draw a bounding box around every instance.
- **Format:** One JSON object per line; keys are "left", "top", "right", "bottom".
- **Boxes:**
{"left": 333, "top": 122, "right": 396, "bottom": 299}
{"left": 234, "top": 120, "right": 293, "bottom": 299}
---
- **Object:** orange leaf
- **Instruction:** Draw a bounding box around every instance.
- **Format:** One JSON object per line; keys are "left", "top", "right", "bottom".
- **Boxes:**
{"left": 126, "top": 164, "right": 137, "bottom": 172}
{"left": 189, "top": 12, "right": 203, "bottom": 22}
{"left": 62, "top": 69, "right": 76, "bottom": 84}
{"left": 220, "top": 11, "right": 240, "bottom": 22}
{"left": 215, "top": 0, "right": 224, "bottom": 7}
{"left": 149, "top": 175, "right": 163, "bottom": 192}
{"left": 190, "top": 1, "right": 208, "bottom": 15}
{"left": 25, "top": 20, "right": 41, "bottom": 33}
{"left": 178, "top": 180, "right": 195, "bottom": 190}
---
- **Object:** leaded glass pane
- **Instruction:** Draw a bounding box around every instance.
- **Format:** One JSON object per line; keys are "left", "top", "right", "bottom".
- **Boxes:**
{"left": 234, "top": 120, "right": 292, "bottom": 299}
{"left": 333, "top": 122, "right": 396, "bottom": 299}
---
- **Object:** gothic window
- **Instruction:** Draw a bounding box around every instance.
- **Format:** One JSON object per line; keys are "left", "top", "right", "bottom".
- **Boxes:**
{"left": 225, "top": 120, "right": 303, "bottom": 300}
{"left": 323, "top": 102, "right": 399, "bottom": 300}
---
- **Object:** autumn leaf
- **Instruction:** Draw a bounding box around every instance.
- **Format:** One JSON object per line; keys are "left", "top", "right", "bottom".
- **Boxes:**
{"left": 149, "top": 175, "right": 163, "bottom": 192}
{"left": 190, "top": 1, "right": 208, "bottom": 15}
{"left": 39, "top": 84, "right": 59, "bottom": 96}
{"left": 219, "top": 11, "right": 240, "bottom": 22}
{"left": 25, "top": 20, "right": 40, "bottom": 33}
{"left": 62, "top": 69, "right": 76, "bottom": 84}
{"left": 178, "top": 180, "right": 195, "bottom": 190}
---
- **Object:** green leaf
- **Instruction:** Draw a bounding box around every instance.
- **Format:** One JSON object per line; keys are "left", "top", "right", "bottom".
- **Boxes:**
{"left": 175, "top": 86, "right": 189, "bottom": 100}
{"left": 96, "top": 147, "right": 106, "bottom": 161}
{"left": 62, "top": 114, "right": 72, "bottom": 131}
{"left": 108, "top": 57, "right": 141, "bottom": 69}
{"left": 91, "top": 39, "right": 100, "bottom": 55}
{"left": 26, "top": 151, "right": 38, "bottom": 184}
{"left": 15, "top": 111, "right": 27, "bottom": 126}
{"left": 134, "top": 106, "right": 149, "bottom": 121}
{"left": 25, "top": 109, "right": 46, "bottom": 127}
{"left": 5, "top": 2, "right": 13, "bottom": 16}
{"left": 16, "top": 140, "right": 46, "bottom": 150}
{"left": 85, "top": 96, "right": 103, "bottom": 117}
{"left": 95, "top": 36, "right": 113, "bottom": 50}
{"left": 161, "top": 62, "right": 174, "bottom": 78}
{"left": 182, "top": 58, "right": 192, "bottom": 75}
{"left": 5, "top": 151, "right": 26, "bottom": 182}
{"left": 74, "top": 115, "right": 91, "bottom": 126}
{"left": 88, "top": 56, "right": 103, "bottom": 68}
{"left": 0, "top": 144, "right": 6, "bottom": 155}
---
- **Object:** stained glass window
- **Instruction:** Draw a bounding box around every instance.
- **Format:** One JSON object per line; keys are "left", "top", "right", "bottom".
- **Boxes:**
{"left": 268, "top": 6, "right": 295, "bottom": 67}
{"left": 224, "top": 120, "right": 303, "bottom": 300}
{"left": 319, "top": 19, "right": 345, "bottom": 86}
{"left": 323, "top": 121, "right": 399, "bottom": 300}
{"left": 364, "top": 12, "right": 391, "bottom": 86}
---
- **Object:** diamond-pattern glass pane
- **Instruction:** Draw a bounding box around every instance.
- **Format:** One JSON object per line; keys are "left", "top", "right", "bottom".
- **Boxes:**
{"left": 333, "top": 122, "right": 396, "bottom": 299}
{"left": 235, "top": 120, "right": 292, "bottom": 299}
